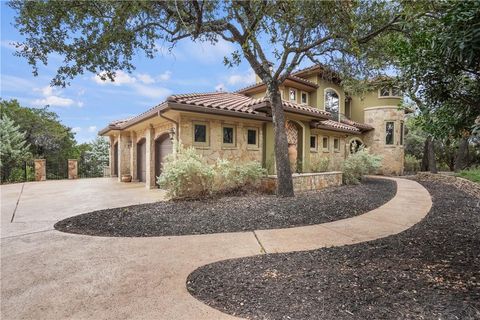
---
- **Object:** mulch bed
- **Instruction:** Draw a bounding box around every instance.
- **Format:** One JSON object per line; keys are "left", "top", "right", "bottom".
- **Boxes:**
{"left": 187, "top": 179, "right": 480, "bottom": 319}
{"left": 54, "top": 178, "right": 395, "bottom": 237}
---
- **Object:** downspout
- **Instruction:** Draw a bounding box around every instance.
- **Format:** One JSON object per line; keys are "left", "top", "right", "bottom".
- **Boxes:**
{"left": 158, "top": 110, "right": 179, "bottom": 142}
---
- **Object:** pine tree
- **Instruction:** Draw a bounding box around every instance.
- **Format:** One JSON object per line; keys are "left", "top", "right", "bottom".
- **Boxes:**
{"left": 0, "top": 115, "right": 31, "bottom": 182}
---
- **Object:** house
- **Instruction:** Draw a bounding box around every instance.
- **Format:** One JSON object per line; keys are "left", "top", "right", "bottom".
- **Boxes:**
{"left": 99, "top": 64, "right": 405, "bottom": 189}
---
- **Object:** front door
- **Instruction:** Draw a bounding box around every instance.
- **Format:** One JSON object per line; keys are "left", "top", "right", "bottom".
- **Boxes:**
{"left": 137, "top": 139, "right": 146, "bottom": 182}
{"left": 155, "top": 134, "right": 173, "bottom": 185}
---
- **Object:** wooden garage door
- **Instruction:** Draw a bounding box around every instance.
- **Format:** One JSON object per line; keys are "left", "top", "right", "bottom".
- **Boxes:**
{"left": 137, "top": 139, "right": 146, "bottom": 182}
{"left": 155, "top": 134, "right": 173, "bottom": 184}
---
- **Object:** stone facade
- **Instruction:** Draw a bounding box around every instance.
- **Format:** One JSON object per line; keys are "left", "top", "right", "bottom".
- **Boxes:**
{"left": 261, "top": 172, "right": 342, "bottom": 194}
{"left": 68, "top": 159, "right": 78, "bottom": 179}
{"left": 309, "top": 130, "right": 350, "bottom": 172}
{"left": 34, "top": 159, "right": 46, "bottom": 181}
{"left": 364, "top": 106, "right": 405, "bottom": 175}
{"left": 178, "top": 114, "right": 263, "bottom": 164}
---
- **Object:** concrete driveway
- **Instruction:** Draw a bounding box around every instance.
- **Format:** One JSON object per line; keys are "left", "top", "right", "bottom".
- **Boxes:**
{"left": 0, "top": 177, "right": 432, "bottom": 320}
{"left": 1, "top": 178, "right": 165, "bottom": 238}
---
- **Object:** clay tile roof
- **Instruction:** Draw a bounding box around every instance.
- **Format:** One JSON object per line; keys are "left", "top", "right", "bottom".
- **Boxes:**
{"left": 313, "top": 119, "right": 361, "bottom": 133}
{"left": 167, "top": 92, "right": 258, "bottom": 114}
{"left": 245, "top": 96, "right": 331, "bottom": 118}
{"left": 340, "top": 118, "right": 374, "bottom": 131}
{"left": 236, "top": 75, "right": 318, "bottom": 93}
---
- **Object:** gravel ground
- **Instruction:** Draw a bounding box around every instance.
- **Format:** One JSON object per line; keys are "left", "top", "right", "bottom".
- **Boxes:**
{"left": 187, "top": 180, "right": 480, "bottom": 320}
{"left": 54, "top": 178, "right": 395, "bottom": 237}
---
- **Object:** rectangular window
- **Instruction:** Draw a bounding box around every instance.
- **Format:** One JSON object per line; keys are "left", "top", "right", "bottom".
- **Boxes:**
{"left": 247, "top": 128, "right": 258, "bottom": 147}
{"left": 400, "top": 121, "right": 404, "bottom": 145}
{"left": 385, "top": 121, "right": 395, "bottom": 145}
{"left": 322, "top": 136, "right": 329, "bottom": 152}
{"left": 379, "top": 87, "right": 402, "bottom": 98}
{"left": 310, "top": 135, "right": 317, "bottom": 151}
{"left": 391, "top": 86, "right": 402, "bottom": 97}
{"left": 379, "top": 87, "right": 391, "bottom": 97}
{"left": 222, "top": 125, "right": 235, "bottom": 146}
{"left": 194, "top": 123, "right": 207, "bottom": 144}
{"left": 333, "top": 138, "right": 340, "bottom": 152}
{"left": 289, "top": 88, "right": 297, "bottom": 102}
{"left": 301, "top": 92, "right": 308, "bottom": 104}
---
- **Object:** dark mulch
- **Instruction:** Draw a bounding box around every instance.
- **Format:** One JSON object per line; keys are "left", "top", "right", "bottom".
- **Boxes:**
{"left": 54, "top": 178, "right": 395, "bottom": 237}
{"left": 187, "top": 180, "right": 480, "bottom": 320}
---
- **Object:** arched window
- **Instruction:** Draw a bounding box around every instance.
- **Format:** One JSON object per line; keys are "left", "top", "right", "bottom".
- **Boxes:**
{"left": 325, "top": 89, "right": 339, "bottom": 120}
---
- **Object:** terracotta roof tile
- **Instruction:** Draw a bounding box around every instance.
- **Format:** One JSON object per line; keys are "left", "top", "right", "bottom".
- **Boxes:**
{"left": 312, "top": 120, "right": 361, "bottom": 133}
{"left": 236, "top": 75, "right": 318, "bottom": 93}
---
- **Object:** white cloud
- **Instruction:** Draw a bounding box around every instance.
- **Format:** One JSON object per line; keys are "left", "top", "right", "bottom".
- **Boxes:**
{"left": 32, "top": 85, "right": 81, "bottom": 107}
{"left": 87, "top": 126, "right": 97, "bottom": 133}
{"left": 227, "top": 69, "right": 255, "bottom": 86}
{"left": 71, "top": 127, "right": 82, "bottom": 133}
{"left": 214, "top": 83, "right": 226, "bottom": 92}
{"left": 157, "top": 71, "right": 172, "bottom": 81}
{"left": 132, "top": 84, "right": 172, "bottom": 99}
{"left": 185, "top": 39, "right": 235, "bottom": 63}
{"left": 93, "top": 70, "right": 137, "bottom": 86}
{"left": 137, "top": 73, "right": 155, "bottom": 84}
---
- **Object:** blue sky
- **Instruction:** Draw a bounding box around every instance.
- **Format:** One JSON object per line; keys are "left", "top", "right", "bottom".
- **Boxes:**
{"left": 0, "top": 3, "right": 260, "bottom": 143}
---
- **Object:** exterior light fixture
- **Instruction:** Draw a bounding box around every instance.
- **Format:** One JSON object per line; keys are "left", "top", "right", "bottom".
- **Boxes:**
{"left": 168, "top": 127, "right": 176, "bottom": 141}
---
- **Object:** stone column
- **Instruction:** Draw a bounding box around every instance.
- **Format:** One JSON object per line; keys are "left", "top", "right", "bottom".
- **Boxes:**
{"left": 130, "top": 131, "right": 138, "bottom": 181}
{"left": 109, "top": 135, "right": 115, "bottom": 177}
{"left": 34, "top": 159, "right": 46, "bottom": 181}
{"left": 68, "top": 159, "right": 78, "bottom": 179}
{"left": 145, "top": 126, "right": 156, "bottom": 189}
{"left": 117, "top": 132, "right": 131, "bottom": 181}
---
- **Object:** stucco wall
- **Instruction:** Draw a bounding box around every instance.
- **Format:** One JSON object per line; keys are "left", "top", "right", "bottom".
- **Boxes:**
{"left": 178, "top": 114, "right": 264, "bottom": 164}
{"left": 350, "top": 91, "right": 401, "bottom": 123}
{"left": 363, "top": 106, "right": 405, "bottom": 175}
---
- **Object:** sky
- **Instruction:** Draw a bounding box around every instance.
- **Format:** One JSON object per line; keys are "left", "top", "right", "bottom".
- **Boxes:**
{"left": 0, "top": 3, "right": 260, "bottom": 143}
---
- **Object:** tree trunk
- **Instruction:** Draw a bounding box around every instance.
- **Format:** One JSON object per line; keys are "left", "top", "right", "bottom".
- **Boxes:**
{"left": 267, "top": 84, "right": 294, "bottom": 197}
{"left": 421, "top": 138, "right": 429, "bottom": 171}
{"left": 454, "top": 136, "right": 469, "bottom": 172}
{"left": 427, "top": 136, "right": 437, "bottom": 174}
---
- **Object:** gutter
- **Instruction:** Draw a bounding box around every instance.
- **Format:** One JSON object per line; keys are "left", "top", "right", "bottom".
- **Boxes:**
{"left": 158, "top": 109, "right": 179, "bottom": 142}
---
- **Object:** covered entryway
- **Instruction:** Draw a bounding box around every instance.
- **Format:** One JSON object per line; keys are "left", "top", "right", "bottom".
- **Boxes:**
{"left": 137, "top": 138, "right": 146, "bottom": 182}
{"left": 285, "top": 120, "right": 304, "bottom": 173}
{"left": 155, "top": 134, "right": 173, "bottom": 185}
{"left": 113, "top": 142, "right": 118, "bottom": 177}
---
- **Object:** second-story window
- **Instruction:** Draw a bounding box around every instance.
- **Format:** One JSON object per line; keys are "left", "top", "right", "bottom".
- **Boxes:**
{"left": 301, "top": 92, "right": 308, "bottom": 104}
{"left": 325, "top": 88, "right": 339, "bottom": 120}
{"left": 379, "top": 87, "right": 401, "bottom": 98}
{"left": 289, "top": 88, "right": 297, "bottom": 102}
{"left": 385, "top": 121, "right": 395, "bottom": 145}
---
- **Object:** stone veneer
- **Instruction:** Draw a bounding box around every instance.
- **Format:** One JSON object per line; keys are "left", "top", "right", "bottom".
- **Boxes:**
{"left": 68, "top": 159, "right": 78, "bottom": 179}
{"left": 261, "top": 172, "right": 343, "bottom": 194}
{"left": 363, "top": 106, "right": 405, "bottom": 175}
{"left": 34, "top": 159, "right": 46, "bottom": 181}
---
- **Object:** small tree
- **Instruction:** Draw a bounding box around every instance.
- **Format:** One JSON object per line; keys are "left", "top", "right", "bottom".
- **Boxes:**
{"left": 0, "top": 115, "right": 31, "bottom": 182}
{"left": 83, "top": 137, "right": 109, "bottom": 177}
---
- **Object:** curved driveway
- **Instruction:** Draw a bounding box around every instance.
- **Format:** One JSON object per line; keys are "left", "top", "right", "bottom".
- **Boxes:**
{"left": 1, "top": 177, "right": 431, "bottom": 320}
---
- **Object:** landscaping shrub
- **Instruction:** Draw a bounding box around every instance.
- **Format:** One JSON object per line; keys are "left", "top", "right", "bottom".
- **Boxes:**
{"left": 158, "top": 144, "right": 266, "bottom": 199}
{"left": 456, "top": 166, "right": 480, "bottom": 183}
{"left": 157, "top": 145, "right": 214, "bottom": 199}
{"left": 342, "top": 148, "right": 382, "bottom": 184}
{"left": 310, "top": 157, "right": 330, "bottom": 172}
{"left": 404, "top": 154, "right": 420, "bottom": 174}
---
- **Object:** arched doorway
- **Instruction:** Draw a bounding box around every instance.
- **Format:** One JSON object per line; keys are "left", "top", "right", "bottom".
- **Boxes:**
{"left": 137, "top": 138, "right": 146, "bottom": 182}
{"left": 113, "top": 142, "right": 118, "bottom": 177}
{"left": 285, "top": 120, "right": 304, "bottom": 173}
{"left": 349, "top": 138, "right": 365, "bottom": 154}
{"left": 155, "top": 134, "right": 173, "bottom": 185}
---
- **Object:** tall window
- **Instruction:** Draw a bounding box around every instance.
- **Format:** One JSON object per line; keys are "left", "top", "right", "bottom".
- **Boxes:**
{"left": 333, "top": 138, "right": 340, "bottom": 152}
{"left": 385, "top": 121, "right": 395, "bottom": 145}
{"left": 325, "top": 89, "right": 339, "bottom": 120}
{"left": 400, "top": 121, "right": 404, "bottom": 145}
{"left": 222, "top": 125, "right": 235, "bottom": 146}
{"left": 322, "top": 136, "right": 329, "bottom": 152}
{"left": 194, "top": 123, "right": 207, "bottom": 143}
{"left": 301, "top": 92, "right": 308, "bottom": 104}
{"left": 289, "top": 88, "right": 297, "bottom": 102}
{"left": 247, "top": 128, "right": 258, "bottom": 147}
{"left": 310, "top": 135, "right": 317, "bottom": 151}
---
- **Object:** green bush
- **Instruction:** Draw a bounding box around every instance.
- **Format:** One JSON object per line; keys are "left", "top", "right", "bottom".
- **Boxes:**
{"left": 157, "top": 145, "right": 214, "bottom": 199}
{"left": 342, "top": 148, "right": 383, "bottom": 184}
{"left": 404, "top": 154, "right": 420, "bottom": 174}
{"left": 310, "top": 156, "right": 330, "bottom": 172}
{"left": 158, "top": 144, "right": 266, "bottom": 199}
{"left": 456, "top": 166, "right": 480, "bottom": 183}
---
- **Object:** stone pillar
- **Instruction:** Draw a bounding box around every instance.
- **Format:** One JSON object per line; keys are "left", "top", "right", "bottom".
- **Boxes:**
{"left": 109, "top": 135, "right": 116, "bottom": 177}
{"left": 364, "top": 106, "right": 405, "bottom": 175}
{"left": 130, "top": 131, "right": 138, "bottom": 181}
{"left": 117, "top": 132, "right": 131, "bottom": 181}
{"left": 68, "top": 159, "right": 78, "bottom": 179}
{"left": 34, "top": 159, "right": 46, "bottom": 181}
{"left": 145, "top": 126, "right": 156, "bottom": 189}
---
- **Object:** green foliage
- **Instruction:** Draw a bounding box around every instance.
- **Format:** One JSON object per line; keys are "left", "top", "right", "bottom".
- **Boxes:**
{"left": 81, "top": 137, "right": 109, "bottom": 177}
{"left": 404, "top": 154, "right": 420, "bottom": 174}
{"left": 456, "top": 167, "right": 480, "bottom": 183}
{"left": 0, "top": 115, "right": 31, "bottom": 182}
{"left": 342, "top": 149, "right": 382, "bottom": 185}
{"left": 310, "top": 157, "right": 330, "bottom": 173}
{"left": 158, "top": 144, "right": 266, "bottom": 199}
